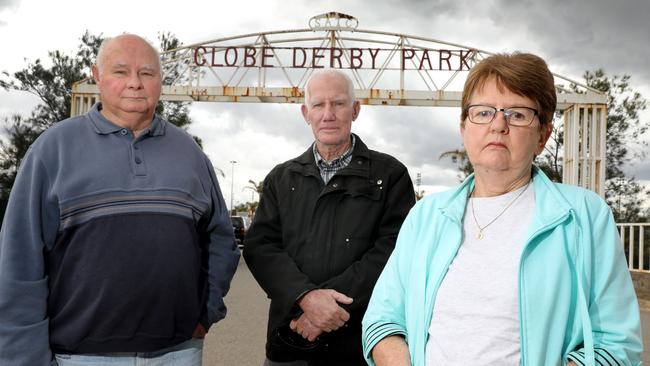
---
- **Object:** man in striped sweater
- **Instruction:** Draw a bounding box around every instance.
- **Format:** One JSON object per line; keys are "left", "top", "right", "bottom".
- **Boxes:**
{"left": 0, "top": 34, "right": 240, "bottom": 366}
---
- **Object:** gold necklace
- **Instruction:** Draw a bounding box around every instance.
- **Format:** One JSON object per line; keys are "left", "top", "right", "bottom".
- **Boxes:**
{"left": 470, "top": 181, "right": 531, "bottom": 240}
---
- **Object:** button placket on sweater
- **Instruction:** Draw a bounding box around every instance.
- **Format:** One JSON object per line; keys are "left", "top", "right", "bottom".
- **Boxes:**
{"left": 126, "top": 129, "right": 148, "bottom": 177}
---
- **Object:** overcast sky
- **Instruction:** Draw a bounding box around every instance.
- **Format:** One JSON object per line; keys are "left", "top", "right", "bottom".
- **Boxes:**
{"left": 1, "top": 0, "right": 649, "bottom": 208}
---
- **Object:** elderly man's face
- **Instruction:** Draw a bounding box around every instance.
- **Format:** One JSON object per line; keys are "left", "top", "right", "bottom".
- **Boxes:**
{"left": 92, "top": 36, "right": 161, "bottom": 122}
{"left": 301, "top": 74, "right": 360, "bottom": 150}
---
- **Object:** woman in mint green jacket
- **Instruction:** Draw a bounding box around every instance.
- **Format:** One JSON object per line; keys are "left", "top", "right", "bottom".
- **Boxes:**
{"left": 362, "top": 53, "right": 642, "bottom": 366}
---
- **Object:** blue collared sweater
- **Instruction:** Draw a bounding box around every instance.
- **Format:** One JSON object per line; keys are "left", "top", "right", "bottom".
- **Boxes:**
{"left": 0, "top": 103, "right": 240, "bottom": 365}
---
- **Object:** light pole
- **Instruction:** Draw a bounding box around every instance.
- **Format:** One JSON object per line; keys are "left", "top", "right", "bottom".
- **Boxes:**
{"left": 230, "top": 160, "right": 237, "bottom": 215}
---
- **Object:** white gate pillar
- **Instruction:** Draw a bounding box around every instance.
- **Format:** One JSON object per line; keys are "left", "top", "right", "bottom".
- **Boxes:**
{"left": 70, "top": 80, "right": 99, "bottom": 117}
{"left": 562, "top": 103, "right": 607, "bottom": 197}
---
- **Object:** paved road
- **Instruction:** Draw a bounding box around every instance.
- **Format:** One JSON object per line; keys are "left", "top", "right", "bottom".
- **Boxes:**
{"left": 203, "top": 257, "right": 268, "bottom": 366}
{"left": 204, "top": 258, "right": 650, "bottom": 365}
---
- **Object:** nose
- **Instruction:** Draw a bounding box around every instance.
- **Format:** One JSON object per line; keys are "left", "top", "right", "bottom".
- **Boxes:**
{"left": 323, "top": 103, "right": 336, "bottom": 120}
{"left": 490, "top": 110, "right": 509, "bottom": 134}
{"left": 126, "top": 73, "right": 144, "bottom": 89}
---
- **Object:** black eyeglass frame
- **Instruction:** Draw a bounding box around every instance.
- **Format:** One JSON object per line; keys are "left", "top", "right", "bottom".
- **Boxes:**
{"left": 465, "top": 105, "right": 540, "bottom": 126}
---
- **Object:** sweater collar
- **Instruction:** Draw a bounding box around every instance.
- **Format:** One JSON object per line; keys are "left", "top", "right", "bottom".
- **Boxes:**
{"left": 88, "top": 102, "right": 166, "bottom": 137}
{"left": 291, "top": 133, "right": 371, "bottom": 178}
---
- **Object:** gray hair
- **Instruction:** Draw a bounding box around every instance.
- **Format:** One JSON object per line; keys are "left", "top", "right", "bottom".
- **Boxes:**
{"left": 95, "top": 34, "right": 162, "bottom": 76}
{"left": 303, "top": 69, "right": 356, "bottom": 107}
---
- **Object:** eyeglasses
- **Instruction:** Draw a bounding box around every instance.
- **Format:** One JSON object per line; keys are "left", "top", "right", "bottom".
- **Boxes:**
{"left": 466, "top": 105, "right": 539, "bottom": 126}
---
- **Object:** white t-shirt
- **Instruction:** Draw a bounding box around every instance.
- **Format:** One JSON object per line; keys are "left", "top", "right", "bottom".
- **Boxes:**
{"left": 425, "top": 184, "right": 535, "bottom": 365}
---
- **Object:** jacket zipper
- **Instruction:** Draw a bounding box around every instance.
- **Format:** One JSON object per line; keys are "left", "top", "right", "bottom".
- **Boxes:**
{"left": 518, "top": 212, "right": 571, "bottom": 366}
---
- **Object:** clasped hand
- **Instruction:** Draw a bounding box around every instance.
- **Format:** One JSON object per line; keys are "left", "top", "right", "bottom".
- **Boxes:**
{"left": 290, "top": 289, "right": 353, "bottom": 341}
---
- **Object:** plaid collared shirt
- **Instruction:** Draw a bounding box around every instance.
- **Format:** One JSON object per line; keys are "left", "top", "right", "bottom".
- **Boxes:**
{"left": 312, "top": 134, "right": 356, "bottom": 184}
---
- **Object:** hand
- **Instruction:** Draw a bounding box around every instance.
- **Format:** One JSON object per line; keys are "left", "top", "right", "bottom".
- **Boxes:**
{"left": 298, "top": 289, "right": 353, "bottom": 331}
{"left": 567, "top": 362, "right": 577, "bottom": 366}
{"left": 290, "top": 314, "right": 323, "bottom": 342}
{"left": 192, "top": 323, "right": 207, "bottom": 338}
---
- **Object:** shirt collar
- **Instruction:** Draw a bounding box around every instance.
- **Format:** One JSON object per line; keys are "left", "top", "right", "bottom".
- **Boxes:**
{"left": 88, "top": 102, "right": 166, "bottom": 137}
{"left": 312, "top": 134, "right": 356, "bottom": 166}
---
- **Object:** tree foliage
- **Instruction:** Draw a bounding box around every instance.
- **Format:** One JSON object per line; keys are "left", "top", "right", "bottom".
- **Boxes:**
{"left": 155, "top": 32, "right": 201, "bottom": 147}
{"left": 244, "top": 180, "right": 264, "bottom": 199}
{"left": 242, "top": 180, "right": 264, "bottom": 216}
{"left": 0, "top": 115, "right": 40, "bottom": 198}
{"left": 0, "top": 31, "right": 198, "bottom": 199}
{"left": 541, "top": 69, "right": 650, "bottom": 222}
{"left": 0, "top": 31, "right": 102, "bottom": 128}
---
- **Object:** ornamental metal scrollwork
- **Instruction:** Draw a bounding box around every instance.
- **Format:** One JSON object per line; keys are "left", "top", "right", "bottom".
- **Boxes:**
{"left": 309, "top": 12, "right": 359, "bottom": 31}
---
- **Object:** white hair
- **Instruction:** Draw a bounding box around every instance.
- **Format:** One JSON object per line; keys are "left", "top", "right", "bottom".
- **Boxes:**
{"left": 95, "top": 33, "right": 162, "bottom": 76}
{"left": 303, "top": 69, "right": 356, "bottom": 107}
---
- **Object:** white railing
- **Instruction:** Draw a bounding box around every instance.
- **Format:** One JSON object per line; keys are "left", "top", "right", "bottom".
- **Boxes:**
{"left": 617, "top": 223, "right": 650, "bottom": 272}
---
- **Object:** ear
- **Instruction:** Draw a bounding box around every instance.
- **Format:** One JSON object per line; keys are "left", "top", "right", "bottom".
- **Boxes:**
{"left": 301, "top": 104, "right": 309, "bottom": 124}
{"left": 352, "top": 100, "right": 361, "bottom": 121}
{"left": 535, "top": 123, "right": 553, "bottom": 155}
{"left": 459, "top": 118, "right": 466, "bottom": 137}
{"left": 91, "top": 64, "right": 101, "bottom": 84}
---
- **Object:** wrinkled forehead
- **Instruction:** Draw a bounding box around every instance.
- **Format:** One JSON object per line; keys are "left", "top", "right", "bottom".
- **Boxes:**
{"left": 308, "top": 76, "right": 351, "bottom": 98}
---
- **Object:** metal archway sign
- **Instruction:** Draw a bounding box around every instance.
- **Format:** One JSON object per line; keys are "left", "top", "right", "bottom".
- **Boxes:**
{"left": 71, "top": 12, "right": 607, "bottom": 195}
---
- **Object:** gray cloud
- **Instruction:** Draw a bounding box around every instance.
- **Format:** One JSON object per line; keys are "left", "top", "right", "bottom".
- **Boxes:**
{"left": 0, "top": 0, "right": 19, "bottom": 27}
{"left": 626, "top": 159, "right": 650, "bottom": 181}
{"left": 486, "top": 0, "right": 650, "bottom": 86}
{"left": 186, "top": 0, "right": 650, "bottom": 192}
{"left": 298, "top": 0, "right": 650, "bottom": 88}
{"left": 2, "top": 0, "right": 649, "bottom": 201}
{"left": 356, "top": 106, "right": 462, "bottom": 168}
{"left": 0, "top": 0, "right": 19, "bottom": 10}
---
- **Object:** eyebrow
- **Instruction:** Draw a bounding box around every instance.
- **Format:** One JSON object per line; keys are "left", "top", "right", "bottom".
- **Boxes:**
{"left": 109, "top": 63, "right": 158, "bottom": 73}
{"left": 310, "top": 97, "right": 350, "bottom": 105}
{"left": 139, "top": 66, "right": 158, "bottom": 73}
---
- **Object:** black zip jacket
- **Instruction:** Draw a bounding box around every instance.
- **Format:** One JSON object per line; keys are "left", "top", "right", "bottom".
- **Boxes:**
{"left": 244, "top": 135, "right": 415, "bottom": 363}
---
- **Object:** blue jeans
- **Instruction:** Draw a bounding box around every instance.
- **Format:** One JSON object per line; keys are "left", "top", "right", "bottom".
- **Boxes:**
{"left": 54, "top": 338, "right": 203, "bottom": 366}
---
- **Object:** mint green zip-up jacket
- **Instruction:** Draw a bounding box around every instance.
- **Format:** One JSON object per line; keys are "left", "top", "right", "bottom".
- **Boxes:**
{"left": 362, "top": 167, "right": 642, "bottom": 366}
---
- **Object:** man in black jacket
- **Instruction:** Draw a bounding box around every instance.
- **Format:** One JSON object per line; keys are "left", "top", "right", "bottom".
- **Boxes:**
{"left": 244, "top": 69, "right": 415, "bottom": 365}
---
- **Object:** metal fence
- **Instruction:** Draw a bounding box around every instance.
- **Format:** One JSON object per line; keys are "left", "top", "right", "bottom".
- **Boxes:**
{"left": 618, "top": 223, "right": 650, "bottom": 272}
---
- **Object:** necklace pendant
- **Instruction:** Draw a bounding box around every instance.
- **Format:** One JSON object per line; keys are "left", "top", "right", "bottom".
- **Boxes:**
{"left": 476, "top": 231, "right": 484, "bottom": 240}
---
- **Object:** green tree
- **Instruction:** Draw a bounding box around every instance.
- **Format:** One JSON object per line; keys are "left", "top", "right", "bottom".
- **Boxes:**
{"left": 0, "top": 31, "right": 198, "bottom": 199}
{"left": 0, "top": 31, "right": 102, "bottom": 199}
{"left": 155, "top": 32, "right": 201, "bottom": 146}
{"left": 0, "top": 31, "right": 102, "bottom": 128}
{"left": 243, "top": 180, "right": 263, "bottom": 215}
{"left": 234, "top": 201, "right": 259, "bottom": 217}
{"left": 0, "top": 115, "right": 41, "bottom": 198}
{"left": 538, "top": 70, "right": 649, "bottom": 222}
{"left": 607, "top": 177, "right": 648, "bottom": 223}
{"left": 535, "top": 111, "right": 564, "bottom": 183}
{"left": 244, "top": 179, "right": 264, "bottom": 199}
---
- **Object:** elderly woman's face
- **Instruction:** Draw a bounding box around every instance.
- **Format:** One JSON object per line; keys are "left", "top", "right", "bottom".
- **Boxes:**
{"left": 461, "top": 77, "right": 551, "bottom": 176}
